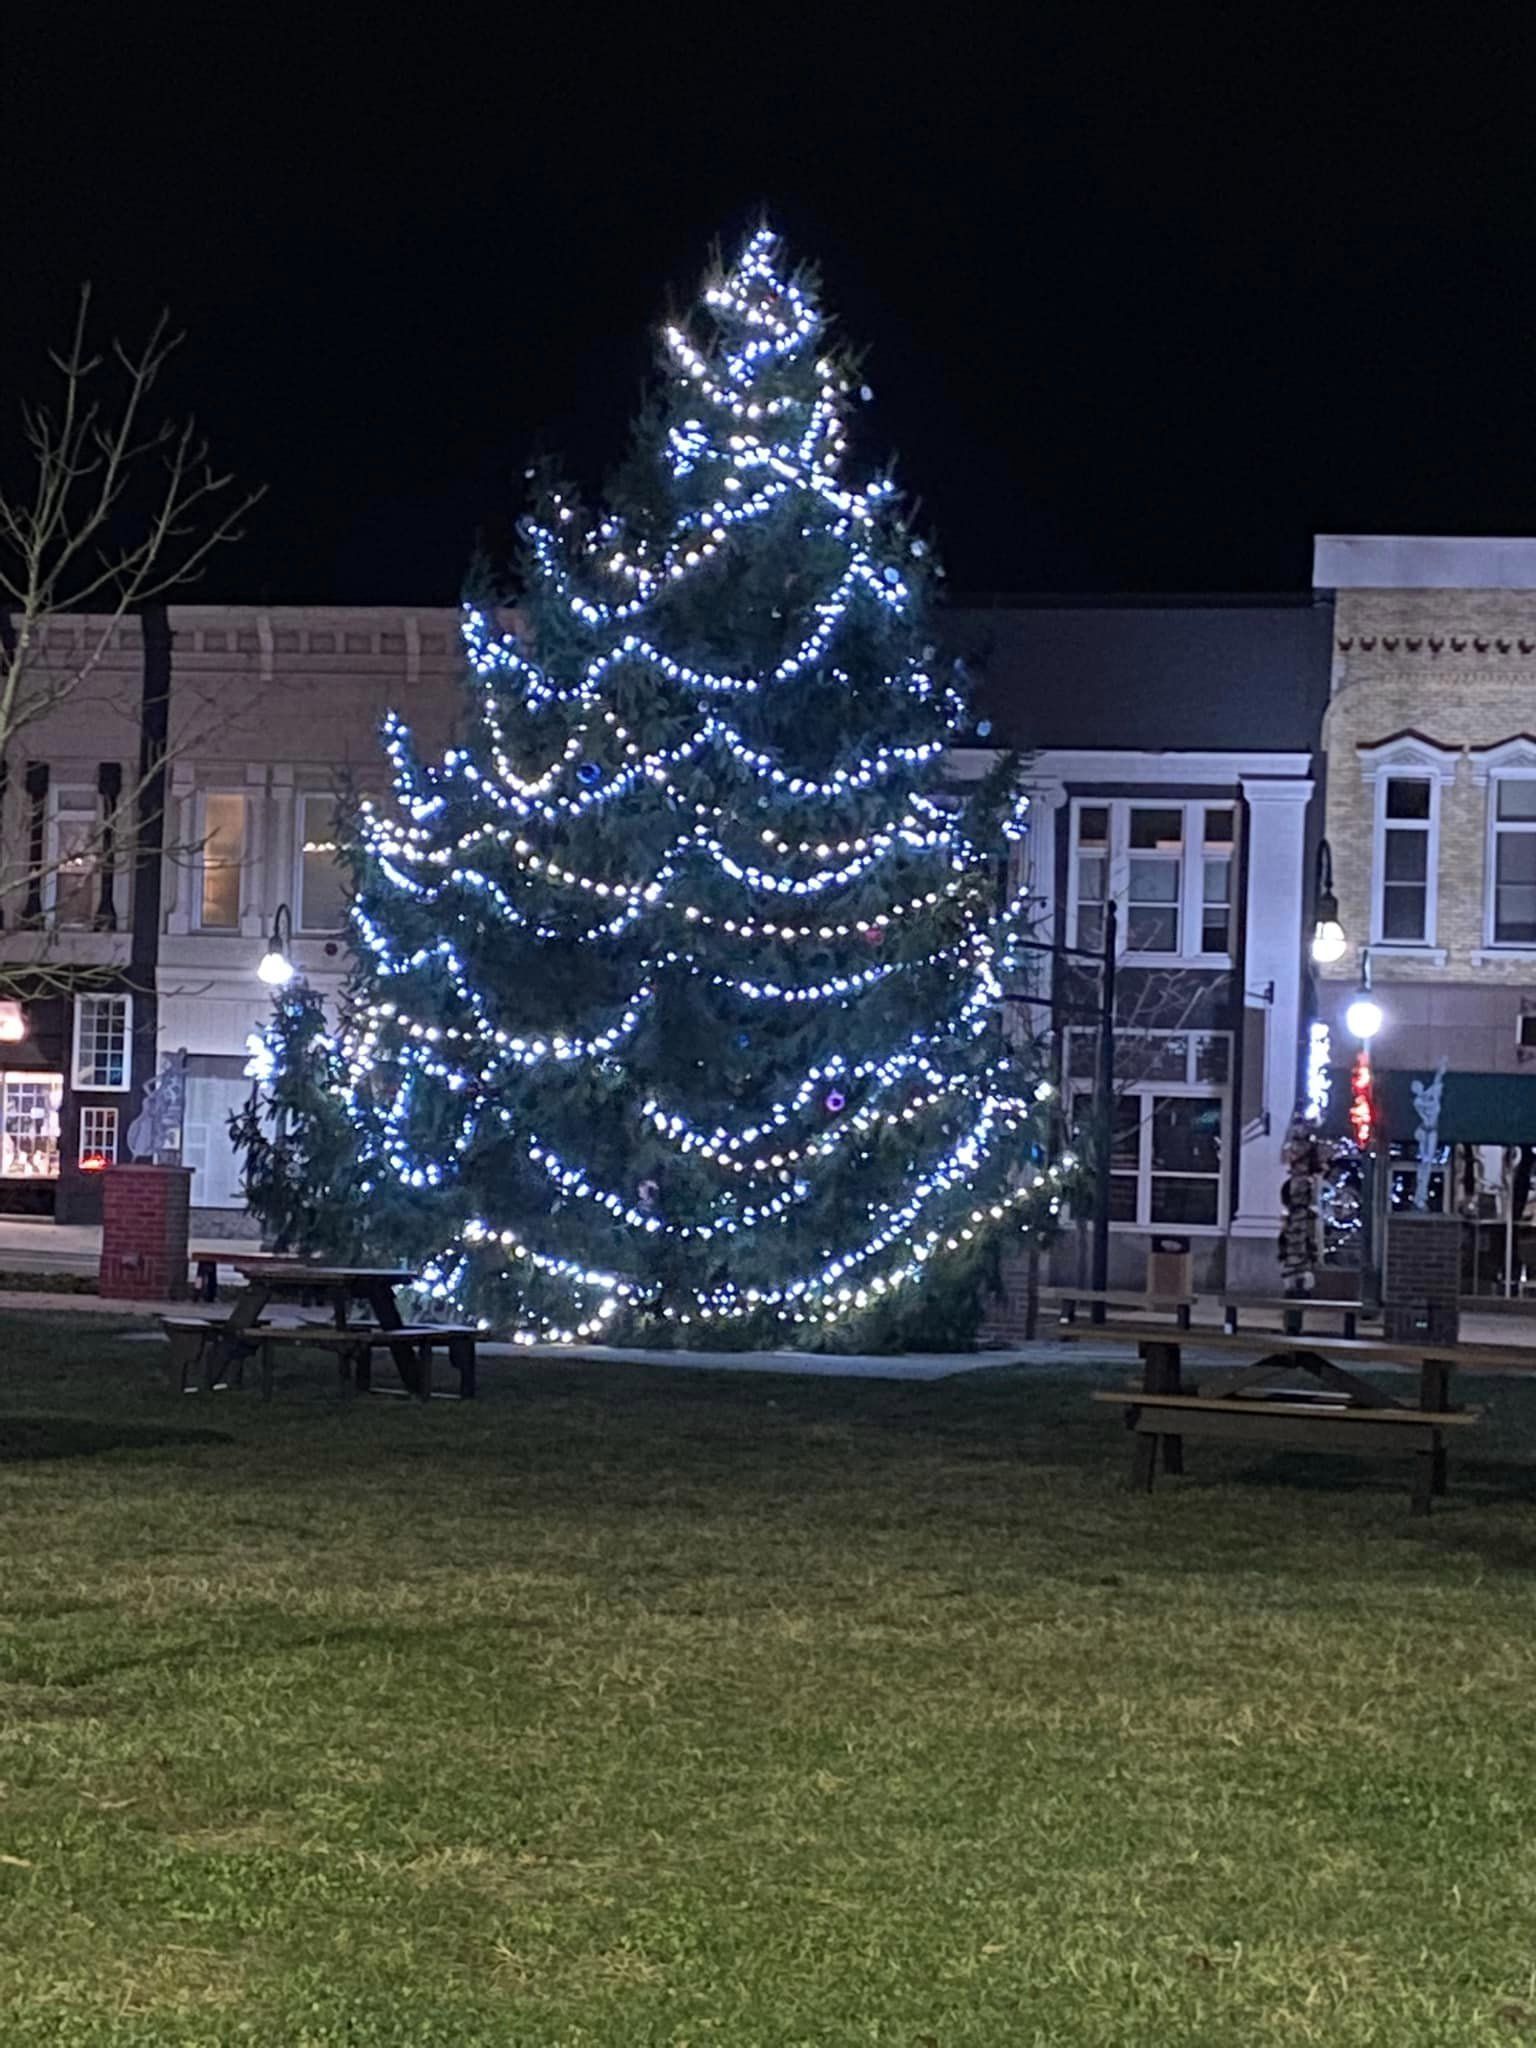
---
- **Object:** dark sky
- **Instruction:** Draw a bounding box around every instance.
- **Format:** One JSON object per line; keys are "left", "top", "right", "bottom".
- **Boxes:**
{"left": 8, "top": 9, "right": 1536, "bottom": 604}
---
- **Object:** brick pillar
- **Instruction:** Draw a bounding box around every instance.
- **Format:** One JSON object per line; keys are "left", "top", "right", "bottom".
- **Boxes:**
{"left": 1383, "top": 1212, "right": 1461, "bottom": 1345}
{"left": 99, "top": 1165, "right": 193, "bottom": 1302}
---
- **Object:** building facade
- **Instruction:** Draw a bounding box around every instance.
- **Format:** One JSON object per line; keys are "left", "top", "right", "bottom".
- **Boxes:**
{"left": 951, "top": 595, "right": 1335, "bottom": 1293}
{"left": 1313, "top": 538, "right": 1536, "bottom": 1287}
{"left": 0, "top": 607, "right": 462, "bottom": 1229}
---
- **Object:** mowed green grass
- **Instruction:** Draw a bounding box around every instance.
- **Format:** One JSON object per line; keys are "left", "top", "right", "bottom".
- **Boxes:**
{"left": 4, "top": 1318, "right": 1536, "bottom": 2044}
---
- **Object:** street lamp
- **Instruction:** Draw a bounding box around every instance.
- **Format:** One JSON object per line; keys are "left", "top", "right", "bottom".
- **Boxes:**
{"left": 257, "top": 904, "right": 296, "bottom": 987}
{"left": 1311, "top": 839, "right": 1347, "bottom": 966}
{"left": 1345, "top": 950, "right": 1382, "bottom": 1043}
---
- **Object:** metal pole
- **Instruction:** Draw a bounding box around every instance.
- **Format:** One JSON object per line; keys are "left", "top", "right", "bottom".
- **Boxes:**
{"left": 1090, "top": 899, "right": 1118, "bottom": 1323}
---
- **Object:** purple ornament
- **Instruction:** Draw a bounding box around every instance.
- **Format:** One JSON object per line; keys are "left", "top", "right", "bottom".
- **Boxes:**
{"left": 824, "top": 1090, "right": 846, "bottom": 1114}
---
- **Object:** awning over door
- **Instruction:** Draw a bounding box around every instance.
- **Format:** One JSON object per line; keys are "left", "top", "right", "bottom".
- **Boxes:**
{"left": 1324, "top": 1067, "right": 1536, "bottom": 1145}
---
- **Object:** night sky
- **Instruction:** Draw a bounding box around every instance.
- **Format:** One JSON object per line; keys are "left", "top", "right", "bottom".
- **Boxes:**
{"left": 9, "top": 11, "right": 1536, "bottom": 605}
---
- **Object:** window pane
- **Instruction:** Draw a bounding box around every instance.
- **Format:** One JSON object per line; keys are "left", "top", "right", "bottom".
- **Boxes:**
{"left": 1108, "top": 1174, "right": 1138, "bottom": 1223}
{"left": 79, "top": 1105, "right": 118, "bottom": 1168}
{"left": 1385, "top": 778, "right": 1431, "bottom": 820}
{"left": 54, "top": 815, "right": 97, "bottom": 928}
{"left": 1202, "top": 856, "right": 1230, "bottom": 906}
{"left": 299, "top": 797, "right": 348, "bottom": 932}
{"left": 1201, "top": 909, "right": 1231, "bottom": 954}
{"left": 1495, "top": 889, "right": 1536, "bottom": 944}
{"left": 1150, "top": 1177, "right": 1220, "bottom": 1225}
{"left": 75, "top": 995, "right": 129, "bottom": 1089}
{"left": 1498, "top": 835, "right": 1536, "bottom": 885}
{"left": 1128, "top": 808, "right": 1182, "bottom": 850}
{"left": 1498, "top": 781, "right": 1536, "bottom": 821}
{"left": 1076, "top": 906, "right": 1104, "bottom": 953}
{"left": 1077, "top": 806, "right": 1109, "bottom": 847}
{"left": 1383, "top": 829, "right": 1428, "bottom": 882}
{"left": 2, "top": 1074, "right": 61, "bottom": 1179}
{"left": 1076, "top": 854, "right": 1105, "bottom": 903}
{"left": 1111, "top": 1095, "right": 1142, "bottom": 1168}
{"left": 1195, "top": 1034, "right": 1230, "bottom": 1084}
{"left": 1382, "top": 883, "right": 1427, "bottom": 941}
{"left": 1151, "top": 1096, "right": 1222, "bottom": 1175}
{"left": 1128, "top": 906, "right": 1177, "bottom": 952}
{"left": 1129, "top": 856, "right": 1179, "bottom": 903}
{"left": 201, "top": 794, "right": 245, "bottom": 929}
{"left": 1204, "top": 809, "right": 1234, "bottom": 845}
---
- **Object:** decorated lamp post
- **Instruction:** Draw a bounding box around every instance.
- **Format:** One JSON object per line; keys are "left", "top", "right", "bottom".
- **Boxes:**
{"left": 1345, "top": 951, "right": 1385, "bottom": 1310}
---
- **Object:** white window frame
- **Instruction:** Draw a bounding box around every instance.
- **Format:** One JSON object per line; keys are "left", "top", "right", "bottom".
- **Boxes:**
{"left": 78, "top": 1104, "right": 119, "bottom": 1167}
{"left": 1066, "top": 798, "right": 1237, "bottom": 965}
{"left": 1470, "top": 741, "right": 1536, "bottom": 952}
{"left": 71, "top": 993, "right": 133, "bottom": 1093}
{"left": 1358, "top": 734, "right": 1459, "bottom": 953}
{"left": 45, "top": 784, "right": 101, "bottom": 928}
{"left": 196, "top": 789, "right": 247, "bottom": 933}
{"left": 295, "top": 790, "right": 347, "bottom": 934}
{"left": 1069, "top": 1030, "right": 1231, "bottom": 1236}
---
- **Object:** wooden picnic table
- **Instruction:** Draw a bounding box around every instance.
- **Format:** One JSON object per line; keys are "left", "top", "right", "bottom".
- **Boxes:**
{"left": 190, "top": 1246, "right": 302, "bottom": 1303}
{"left": 189, "top": 1261, "right": 473, "bottom": 1402}
{"left": 1062, "top": 1318, "right": 1534, "bottom": 1514}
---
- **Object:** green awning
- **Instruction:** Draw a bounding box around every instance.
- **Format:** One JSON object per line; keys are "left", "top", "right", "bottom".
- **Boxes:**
{"left": 1325, "top": 1067, "right": 1536, "bottom": 1145}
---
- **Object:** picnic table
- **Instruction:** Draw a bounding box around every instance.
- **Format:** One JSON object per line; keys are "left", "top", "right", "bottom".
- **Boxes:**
{"left": 164, "top": 1260, "right": 477, "bottom": 1403}
{"left": 1060, "top": 1318, "right": 1535, "bottom": 1514}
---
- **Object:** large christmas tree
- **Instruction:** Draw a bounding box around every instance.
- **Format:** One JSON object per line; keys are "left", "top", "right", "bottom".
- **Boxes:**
{"left": 339, "top": 227, "right": 1059, "bottom": 1346}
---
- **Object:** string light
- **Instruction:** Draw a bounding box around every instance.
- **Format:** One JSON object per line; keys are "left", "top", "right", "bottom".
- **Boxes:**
{"left": 320, "top": 223, "right": 1050, "bottom": 1341}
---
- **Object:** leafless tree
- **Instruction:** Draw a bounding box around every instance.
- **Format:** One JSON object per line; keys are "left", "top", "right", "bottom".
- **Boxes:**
{"left": 0, "top": 289, "right": 262, "bottom": 981}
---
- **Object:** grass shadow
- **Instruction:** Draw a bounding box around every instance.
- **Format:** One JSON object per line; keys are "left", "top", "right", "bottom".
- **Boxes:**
{"left": 0, "top": 1414, "right": 234, "bottom": 1461}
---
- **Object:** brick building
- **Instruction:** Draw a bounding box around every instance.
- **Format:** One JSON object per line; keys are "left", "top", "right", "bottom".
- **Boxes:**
{"left": 1314, "top": 536, "right": 1536, "bottom": 1289}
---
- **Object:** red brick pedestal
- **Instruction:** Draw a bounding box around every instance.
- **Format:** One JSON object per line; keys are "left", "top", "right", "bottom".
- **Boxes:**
{"left": 99, "top": 1165, "right": 193, "bottom": 1302}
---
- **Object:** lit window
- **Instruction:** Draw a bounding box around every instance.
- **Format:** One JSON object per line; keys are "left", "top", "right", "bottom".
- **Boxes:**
{"left": 297, "top": 793, "right": 348, "bottom": 932}
{"left": 1067, "top": 800, "right": 1238, "bottom": 962}
{"left": 79, "top": 1105, "right": 118, "bottom": 1168}
{"left": 1491, "top": 779, "right": 1536, "bottom": 945}
{"left": 1069, "top": 1030, "right": 1230, "bottom": 1231}
{"left": 49, "top": 788, "right": 100, "bottom": 929}
{"left": 1073, "top": 806, "right": 1109, "bottom": 953}
{"left": 1201, "top": 809, "right": 1234, "bottom": 955}
{"left": 200, "top": 793, "right": 246, "bottom": 930}
{"left": 73, "top": 994, "right": 132, "bottom": 1091}
{"left": 1378, "top": 776, "right": 1432, "bottom": 942}
{"left": 1, "top": 1074, "right": 62, "bottom": 1179}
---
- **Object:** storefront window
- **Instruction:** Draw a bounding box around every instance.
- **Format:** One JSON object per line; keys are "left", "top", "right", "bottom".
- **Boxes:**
{"left": 1, "top": 1074, "right": 62, "bottom": 1179}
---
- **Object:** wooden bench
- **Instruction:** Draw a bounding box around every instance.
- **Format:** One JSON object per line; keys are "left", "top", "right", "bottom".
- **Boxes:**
{"left": 1041, "top": 1287, "right": 1196, "bottom": 1329}
{"left": 1221, "top": 1295, "right": 1366, "bottom": 1339}
{"left": 1059, "top": 1320, "right": 1517, "bottom": 1514}
{"left": 1093, "top": 1388, "right": 1480, "bottom": 1515}
{"left": 160, "top": 1316, "right": 478, "bottom": 1402}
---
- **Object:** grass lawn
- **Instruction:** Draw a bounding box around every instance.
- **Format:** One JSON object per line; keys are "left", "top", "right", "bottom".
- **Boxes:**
{"left": 4, "top": 1317, "right": 1536, "bottom": 2045}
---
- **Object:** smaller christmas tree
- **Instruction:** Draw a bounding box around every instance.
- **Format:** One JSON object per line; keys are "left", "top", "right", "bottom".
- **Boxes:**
{"left": 231, "top": 983, "right": 365, "bottom": 1259}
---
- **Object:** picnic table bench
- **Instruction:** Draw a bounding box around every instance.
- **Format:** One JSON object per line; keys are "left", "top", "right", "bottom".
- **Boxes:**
{"left": 162, "top": 1260, "right": 477, "bottom": 1403}
{"left": 1041, "top": 1287, "right": 1196, "bottom": 1329}
{"left": 1060, "top": 1320, "right": 1531, "bottom": 1514}
{"left": 1221, "top": 1294, "right": 1367, "bottom": 1339}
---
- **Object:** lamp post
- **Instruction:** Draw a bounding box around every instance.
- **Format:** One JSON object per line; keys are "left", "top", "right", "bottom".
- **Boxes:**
{"left": 1345, "top": 948, "right": 1386, "bottom": 1311}
{"left": 258, "top": 904, "right": 296, "bottom": 988}
{"left": 1311, "top": 839, "right": 1347, "bottom": 966}
{"left": 1003, "top": 898, "right": 1119, "bottom": 1327}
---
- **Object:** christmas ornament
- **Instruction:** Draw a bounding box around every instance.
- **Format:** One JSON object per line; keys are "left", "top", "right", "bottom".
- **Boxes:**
{"left": 824, "top": 1091, "right": 846, "bottom": 1114}
{"left": 577, "top": 762, "right": 603, "bottom": 787}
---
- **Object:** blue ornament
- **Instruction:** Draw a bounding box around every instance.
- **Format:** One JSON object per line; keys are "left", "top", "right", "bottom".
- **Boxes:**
{"left": 577, "top": 762, "right": 603, "bottom": 787}
{"left": 976, "top": 718, "right": 993, "bottom": 739}
{"left": 736, "top": 1032, "right": 751, "bottom": 1049}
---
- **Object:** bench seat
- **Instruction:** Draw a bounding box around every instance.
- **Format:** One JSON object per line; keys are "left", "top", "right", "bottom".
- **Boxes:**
{"left": 1094, "top": 1389, "right": 1481, "bottom": 1514}
{"left": 159, "top": 1315, "right": 478, "bottom": 1402}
